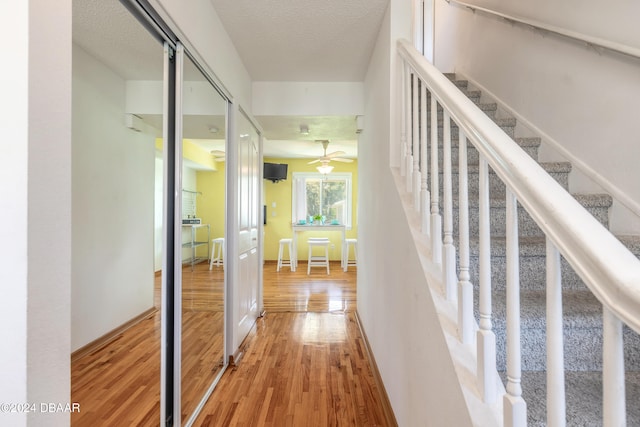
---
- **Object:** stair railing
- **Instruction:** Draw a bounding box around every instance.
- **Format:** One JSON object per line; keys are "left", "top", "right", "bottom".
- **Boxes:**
{"left": 397, "top": 38, "right": 640, "bottom": 426}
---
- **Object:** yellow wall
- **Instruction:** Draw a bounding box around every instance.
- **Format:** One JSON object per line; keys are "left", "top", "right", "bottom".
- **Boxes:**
{"left": 155, "top": 138, "right": 221, "bottom": 259}
{"left": 155, "top": 138, "right": 218, "bottom": 171}
{"left": 195, "top": 162, "right": 225, "bottom": 258}
{"left": 263, "top": 157, "right": 358, "bottom": 261}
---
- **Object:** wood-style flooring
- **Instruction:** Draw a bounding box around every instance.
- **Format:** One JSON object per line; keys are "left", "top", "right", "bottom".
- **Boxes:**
{"left": 71, "top": 261, "right": 391, "bottom": 426}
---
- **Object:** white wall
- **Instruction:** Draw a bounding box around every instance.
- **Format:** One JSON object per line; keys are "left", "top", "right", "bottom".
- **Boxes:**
{"left": 357, "top": 2, "right": 473, "bottom": 425}
{"left": 434, "top": 0, "right": 640, "bottom": 233}
{"left": 152, "top": 0, "right": 253, "bottom": 110}
{"left": 0, "top": 1, "right": 72, "bottom": 425}
{"left": 252, "top": 82, "right": 364, "bottom": 115}
{"left": 72, "top": 44, "right": 155, "bottom": 351}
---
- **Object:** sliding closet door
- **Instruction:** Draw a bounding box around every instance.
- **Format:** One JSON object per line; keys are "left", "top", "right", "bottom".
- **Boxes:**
{"left": 71, "top": 1, "right": 167, "bottom": 425}
{"left": 172, "top": 43, "right": 229, "bottom": 426}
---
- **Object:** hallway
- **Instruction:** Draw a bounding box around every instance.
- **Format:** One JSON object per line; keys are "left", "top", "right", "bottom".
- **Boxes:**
{"left": 71, "top": 262, "right": 392, "bottom": 426}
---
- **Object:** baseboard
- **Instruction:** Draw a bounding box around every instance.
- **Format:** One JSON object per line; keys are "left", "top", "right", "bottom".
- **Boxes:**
{"left": 354, "top": 310, "right": 398, "bottom": 427}
{"left": 229, "top": 316, "right": 261, "bottom": 366}
{"left": 71, "top": 307, "right": 158, "bottom": 363}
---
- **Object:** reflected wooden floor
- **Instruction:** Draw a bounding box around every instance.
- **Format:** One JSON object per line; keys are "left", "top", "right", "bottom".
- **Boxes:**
{"left": 71, "top": 311, "right": 161, "bottom": 426}
{"left": 71, "top": 264, "right": 225, "bottom": 426}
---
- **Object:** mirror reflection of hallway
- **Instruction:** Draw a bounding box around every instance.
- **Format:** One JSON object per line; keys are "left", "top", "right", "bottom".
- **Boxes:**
{"left": 70, "top": 0, "right": 164, "bottom": 424}
{"left": 178, "top": 54, "right": 228, "bottom": 424}
{"left": 70, "top": 1, "right": 229, "bottom": 425}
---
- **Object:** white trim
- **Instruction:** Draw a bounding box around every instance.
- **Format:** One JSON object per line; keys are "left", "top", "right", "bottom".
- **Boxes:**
{"left": 446, "top": 0, "right": 640, "bottom": 60}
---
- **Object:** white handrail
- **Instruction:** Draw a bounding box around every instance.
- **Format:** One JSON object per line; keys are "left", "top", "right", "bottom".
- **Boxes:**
{"left": 398, "top": 38, "right": 640, "bottom": 334}
{"left": 446, "top": 0, "right": 640, "bottom": 60}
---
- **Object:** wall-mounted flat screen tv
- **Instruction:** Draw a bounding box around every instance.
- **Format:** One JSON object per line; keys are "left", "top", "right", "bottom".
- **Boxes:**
{"left": 263, "top": 162, "right": 288, "bottom": 183}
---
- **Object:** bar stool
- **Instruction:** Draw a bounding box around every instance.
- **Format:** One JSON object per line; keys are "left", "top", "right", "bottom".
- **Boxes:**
{"left": 307, "top": 237, "right": 330, "bottom": 275}
{"left": 342, "top": 238, "right": 357, "bottom": 271}
{"left": 277, "top": 238, "right": 296, "bottom": 272}
{"left": 209, "top": 237, "right": 225, "bottom": 270}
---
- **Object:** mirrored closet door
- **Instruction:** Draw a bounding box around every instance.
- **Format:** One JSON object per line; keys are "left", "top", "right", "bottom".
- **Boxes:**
{"left": 176, "top": 48, "right": 229, "bottom": 426}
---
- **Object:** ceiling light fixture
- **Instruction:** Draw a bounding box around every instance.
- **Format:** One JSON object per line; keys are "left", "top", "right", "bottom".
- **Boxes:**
{"left": 299, "top": 124, "right": 309, "bottom": 135}
{"left": 317, "top": 164, "right": 333, "bottom": 174}
{"left": 208, "top": 126, "right": 219, "bottom": 134}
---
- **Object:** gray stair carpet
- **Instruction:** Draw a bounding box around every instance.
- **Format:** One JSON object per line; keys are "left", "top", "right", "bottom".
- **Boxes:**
{"left": 498, "top": 371, "right": 640, "bottom": 427}
{"left": 441, "top": 74, "right": 640, "bottom": 425}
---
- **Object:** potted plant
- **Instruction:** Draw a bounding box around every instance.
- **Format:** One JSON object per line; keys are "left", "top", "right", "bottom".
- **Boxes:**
{"left": 312, "top": 214, "right": 323, "bottom": 225}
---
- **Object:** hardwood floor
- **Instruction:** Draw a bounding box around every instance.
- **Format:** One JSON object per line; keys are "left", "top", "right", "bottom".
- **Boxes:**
{"left": 71, "top": 261, "right": 392, "bottom": 426}
{"left": 263, "top": 261, "right": 357, "bottom": 313}
{"left": 196, "top": 311, "right": 387, "bottom": 426}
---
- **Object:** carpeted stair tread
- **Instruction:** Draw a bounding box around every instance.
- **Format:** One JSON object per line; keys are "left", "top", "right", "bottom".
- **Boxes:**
{"left": 468, "top": 233, "right": 640, "bottom": 258}
{"left": 488, "top": 290, "right": 603, "bottom": 330}
{"left": 487, "top": 290, "right": 640, "bottom": 371}
{"left": 436, "top": 136, "right": 540, "bottom": 149}
{"left": 427, "top": 100, "right": 495, "bottom": 115}
{"left": 444, "top": 71, "right": 640, "bottom": 423}
{"left": 434, "top": 161, "right": 571, "bottom": 175}
{"left": 618, "top": 235, "right": 640, "bottom": 253}
{"left": 451, "top": 193, "right": 612, "bottom": 238}
{"left": 498, "top": 370, "right": 640, "bottom": 426}
{"left": 431, "top": 115, "right": 515, "bottom": 128}
{"left": 453, "top": 193, "right": 612, "bottom": 209}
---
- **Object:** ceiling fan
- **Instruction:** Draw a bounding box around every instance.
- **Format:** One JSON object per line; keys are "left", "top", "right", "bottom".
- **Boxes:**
{"left": 307, "top": 140, "right": 353, "bottom": 166}
{"left": 211, "top": 150, "right": 225, "bottom": 162}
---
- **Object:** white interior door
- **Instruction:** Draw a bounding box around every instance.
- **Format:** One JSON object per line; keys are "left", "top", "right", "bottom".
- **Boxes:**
{"left": 235, "top": 113, "right": 260, "bottom": 345}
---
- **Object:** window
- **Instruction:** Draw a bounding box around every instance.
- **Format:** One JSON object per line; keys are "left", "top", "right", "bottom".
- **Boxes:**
{"left": 292, "top": 172, "right": 353, "bottom": 228}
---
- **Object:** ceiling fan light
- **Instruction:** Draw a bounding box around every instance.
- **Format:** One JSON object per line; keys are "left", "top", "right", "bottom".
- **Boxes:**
{"left": 317, "top": 164, "right": 333, "bottom": 174}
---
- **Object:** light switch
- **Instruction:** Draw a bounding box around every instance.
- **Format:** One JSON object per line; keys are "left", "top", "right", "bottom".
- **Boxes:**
{"left": 272, "top": 211, "right": 276, "bottom": 217}
{"left": 272, "top": 202, "right": 276, "bottom": 208}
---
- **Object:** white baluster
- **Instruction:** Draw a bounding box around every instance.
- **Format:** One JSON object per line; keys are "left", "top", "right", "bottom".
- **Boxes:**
{"left": 442, "top": 112, "right": 457, "bottom": 301}
{"left": 430, "top": 95, "right": 442, "bottom": 264}
{"left": 420, "top": 85, "right": 430, "bottom": 236}
{"left": 400, "top": 61, "right": 407, "bottom": 177}
{"left": 477, "top": 156, "right": 497, "bottom": 404}
{"left": 546, "top": 239, "right": 566, "bottom": 427}
{"left": 406, "top": 67, "right": 414, "bottom": 191}
{"left": 504, "top": 189, "right": 527, "bottom": 427}
{"left": 412, "top": 74, "right": 421, "bottom": 205}
{"left": 603, "top": 307, "right": 626, "bottom": 427}
{"left": 457, "top": 130, "right": 473, "bottom": 344}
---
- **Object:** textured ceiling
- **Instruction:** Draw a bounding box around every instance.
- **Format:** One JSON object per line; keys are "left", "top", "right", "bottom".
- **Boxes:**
{"left": 73, "top": 0, "right": 163, "bottom": 80}
{"left": 209, "top": 0, "right": 389, "bottom": 81}
{"left": 73, "top": 0, "right": 387, "bottom": 158}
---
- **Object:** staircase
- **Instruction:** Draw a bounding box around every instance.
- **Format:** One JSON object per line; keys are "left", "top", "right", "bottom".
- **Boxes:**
{"left": 441, "top": 74, "right": 640, "bottom": 426}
